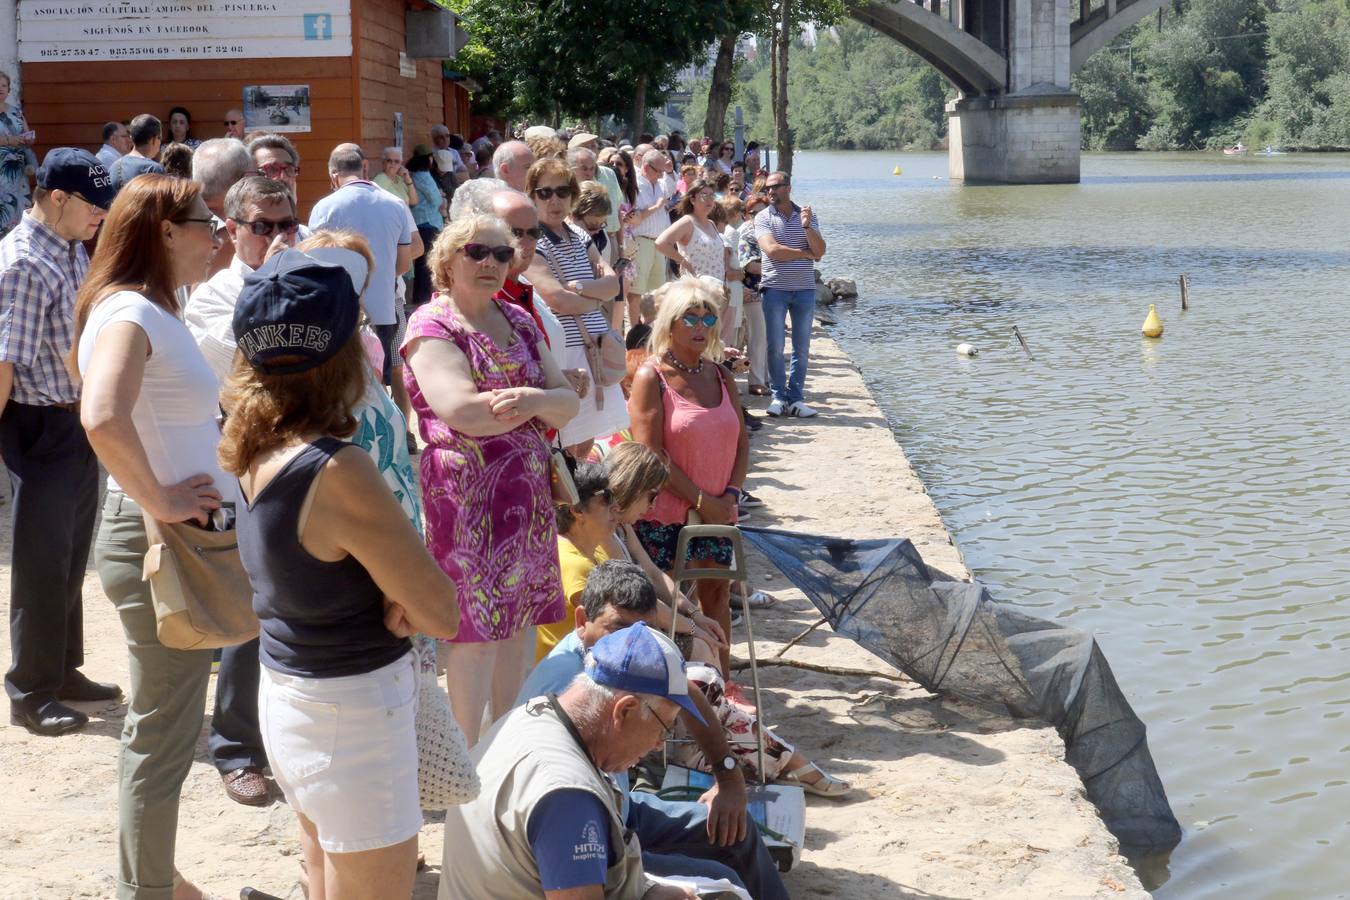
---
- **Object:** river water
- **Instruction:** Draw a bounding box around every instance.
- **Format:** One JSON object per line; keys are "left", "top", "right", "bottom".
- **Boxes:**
{"left": 788, "top": 150, "right": 1350, "bottom": 898}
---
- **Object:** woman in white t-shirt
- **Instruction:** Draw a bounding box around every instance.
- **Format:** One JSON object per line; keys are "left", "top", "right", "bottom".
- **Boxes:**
{"left": 73, "top": 175, "right": 227, "bottom": 900}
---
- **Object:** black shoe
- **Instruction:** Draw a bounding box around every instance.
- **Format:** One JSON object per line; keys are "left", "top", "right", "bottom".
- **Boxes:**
{"left": 10, "top": 699, "right": 89, "bottom": 736}
{"left": 744, "top": 412, "right": 763, "bottom": 432}
{"left": 58, "top": 673, "right": 123, "bottom": 703}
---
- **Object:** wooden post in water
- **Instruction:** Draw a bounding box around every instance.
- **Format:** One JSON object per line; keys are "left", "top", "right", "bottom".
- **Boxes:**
{"left": 1179, "top": 274, "right": 1190, "bottom": 311}
{"left": 1012, "top": 325, "right": 1035, "bottom": 359}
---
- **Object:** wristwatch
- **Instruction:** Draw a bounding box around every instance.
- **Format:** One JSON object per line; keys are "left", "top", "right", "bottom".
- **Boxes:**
{"left": 716, "top": 755, "right": 737, "bottom": 774}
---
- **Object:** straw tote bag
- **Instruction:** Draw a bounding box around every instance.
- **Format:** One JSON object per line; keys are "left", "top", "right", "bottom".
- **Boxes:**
{"left": 412, "top": 639, "right": 480, "bottom": 809}
{"left": 141, "top": 514, "right": 258, "bottom": 650}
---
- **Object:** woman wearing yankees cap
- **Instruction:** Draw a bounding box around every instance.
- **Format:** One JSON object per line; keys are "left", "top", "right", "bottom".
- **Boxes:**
{"left": 218, "top": 246, "right": 461, "bottom": 898}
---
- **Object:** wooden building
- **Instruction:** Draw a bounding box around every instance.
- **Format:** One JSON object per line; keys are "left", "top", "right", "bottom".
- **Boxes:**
{"left": 18, "top": 0, "right": 471, "bottom": 217}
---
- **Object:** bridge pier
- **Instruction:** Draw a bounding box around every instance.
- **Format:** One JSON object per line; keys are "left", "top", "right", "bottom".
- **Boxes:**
{"left": 947, "top": 89, "right": 1080, "bottom": 184}
{"left": 946, "top": 0, "right": 1081, "bottom": 184}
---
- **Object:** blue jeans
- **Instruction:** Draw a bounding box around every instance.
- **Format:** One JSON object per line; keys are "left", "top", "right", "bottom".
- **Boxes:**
{"left": 761, "top": 288, "right": 816, "bottom": 405}
{"left": 627, "top": 790, "right": 788, "bottom": 900}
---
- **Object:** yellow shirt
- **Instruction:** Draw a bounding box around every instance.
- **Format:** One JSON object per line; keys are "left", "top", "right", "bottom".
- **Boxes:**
{"left": 535, "top": 537, "right": 608, "bottom": 662}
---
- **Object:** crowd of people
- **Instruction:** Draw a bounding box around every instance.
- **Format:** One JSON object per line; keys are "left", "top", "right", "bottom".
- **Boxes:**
{"left": 0, "top": 97, "right": 837, "bottom": 899}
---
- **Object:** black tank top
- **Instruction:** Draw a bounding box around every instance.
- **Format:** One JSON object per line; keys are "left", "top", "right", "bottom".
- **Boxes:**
{"left": 237, "top": 437, "right": 410, "bottom": 678}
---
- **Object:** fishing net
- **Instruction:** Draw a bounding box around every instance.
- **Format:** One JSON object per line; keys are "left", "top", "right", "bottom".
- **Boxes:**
{"left": 740, "top": 526, "right": 1182, "bottom": 855}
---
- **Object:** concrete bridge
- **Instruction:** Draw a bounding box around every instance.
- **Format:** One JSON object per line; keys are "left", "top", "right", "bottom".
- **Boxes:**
{"left": 850, "top": 0, "right": 1170, "bottom": 183}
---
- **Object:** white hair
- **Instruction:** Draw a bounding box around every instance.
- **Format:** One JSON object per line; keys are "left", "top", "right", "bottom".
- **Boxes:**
{"left": 449, "top": 176, "right": 508, "bottom": 221}
{"left": 565, "top": 672, "right": 654, "bottom": 730}
{"left": 382, "top": 146, "right": 402, "bottom": 159}
{"left": 492, "top": 140, "right": 532, "bottom": 173}
{"left": 192, "top": 138, "right": 253, "bottom": 201}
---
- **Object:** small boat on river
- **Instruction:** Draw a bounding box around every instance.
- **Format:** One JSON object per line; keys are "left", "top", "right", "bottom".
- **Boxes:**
{"left": 1222, "top": 143, "right": 1246, "bottom": 156}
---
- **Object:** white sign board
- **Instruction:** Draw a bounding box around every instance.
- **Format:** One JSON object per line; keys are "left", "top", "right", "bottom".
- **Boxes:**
{"left": 19, "top": 1, "right": 353, "bottom": 62}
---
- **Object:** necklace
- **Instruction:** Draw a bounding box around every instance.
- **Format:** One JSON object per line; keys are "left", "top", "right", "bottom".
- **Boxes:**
{"left": 665, "top": 351, "right": 704, "bottom": 376}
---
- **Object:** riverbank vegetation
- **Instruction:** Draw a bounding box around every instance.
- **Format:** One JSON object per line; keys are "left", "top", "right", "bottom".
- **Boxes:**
{"left": 1076, "top": 0, "right": 1350, "bottom": 150}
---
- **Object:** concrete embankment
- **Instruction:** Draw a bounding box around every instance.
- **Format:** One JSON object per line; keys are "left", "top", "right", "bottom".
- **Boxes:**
{"left": 740, "top": 332, "right": 1149, "bottom": 898}
{"left": 0, "top": 331, "right": 1148, "bottom": 898}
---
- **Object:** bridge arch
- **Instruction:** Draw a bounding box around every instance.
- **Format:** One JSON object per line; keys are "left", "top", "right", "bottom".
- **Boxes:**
{"left": 849, "top": 0, "right": 1007, "bottom": 95}
{"left": 1070, "top": 0, "right": 1172, "bottom": 72}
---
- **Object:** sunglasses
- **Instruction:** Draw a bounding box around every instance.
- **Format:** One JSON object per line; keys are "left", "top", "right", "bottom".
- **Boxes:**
{"left": 510, "top": 225, "right": 543, "bottom": 241}
{"left": 680, "top": 313, "right": 718, "bottom": 328}
{"left": 256, "top": 163, "right": 297, "bottom": 178}
{"left": 461, "top": 243, "right": 515, "bottom": 263}
{"left": 224, "top": 119, "right": 240, "bottom": 126}
{"left": 533, "top": 185, "right": 574, "bottom": 201}
{"left": 766, "top": 182, "right": 788, "bottom": 190}
{"left": 235, "top": 217, "right": 300, "bottom": 236}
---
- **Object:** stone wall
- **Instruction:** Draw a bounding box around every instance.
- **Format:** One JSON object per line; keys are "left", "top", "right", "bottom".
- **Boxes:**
{"left": 947, "top": 91, "right": 1081, "bottom": 184}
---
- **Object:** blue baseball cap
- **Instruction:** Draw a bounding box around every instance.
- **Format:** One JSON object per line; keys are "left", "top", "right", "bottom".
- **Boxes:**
{"left": 233, "top": 248, "right": 365, "bottom": 375}
{"left": 37, "top": 147, "right": 116, "bottom": 210}
{"left": 585, "top": 622, "right": 706, "bottom": 725}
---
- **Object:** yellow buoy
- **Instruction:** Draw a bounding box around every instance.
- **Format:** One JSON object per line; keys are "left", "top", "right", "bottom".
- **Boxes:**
{"left": 893, "top": 166, "right": 902, "bottom": 175}
{"left": 1141, "top": 304, "right": 1164, "bottom": 338}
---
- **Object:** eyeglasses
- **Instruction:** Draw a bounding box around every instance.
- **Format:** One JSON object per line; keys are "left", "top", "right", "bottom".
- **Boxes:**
{"left": 510, "top": 225, "right": 543, "bottom": 241}
{"left": 694, "top": 192, "right": 714, "bottom": 202}
{"left": 765, "top": 182, "right": 788, "bottom": 191}
{"left": 460, "top": 243, "right": 515, "bottom": 264}
{"left": 532, "top": 185, "right": 573, "bottom": 201}
{"left": 641, "top": 700, "right": 678, "bottom": 740}
{"left": 721, "top": 147, "right": 733, "bottom": 155}
{"left": 69, "top": 192, "right": 107, "bottom": 214}
{"left": 174, "top": 216, "right": 225, "bottom": 244}
{"left": 256, "top": 163, "right": 298, "bottom": 179}
{"left": 679, "top": 313, "right": 718, "bottom": 329}
{"left": 235, "top": 217, "right": 300, "bottom": 237}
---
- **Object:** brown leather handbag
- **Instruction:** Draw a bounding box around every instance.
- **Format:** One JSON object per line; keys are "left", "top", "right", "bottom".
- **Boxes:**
{"left": 141, "top": 514, "right": 259, "bottom": 650}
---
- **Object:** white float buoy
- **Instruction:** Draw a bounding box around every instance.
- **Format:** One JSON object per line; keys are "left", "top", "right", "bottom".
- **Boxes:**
{"left": 956, "top": 343, "right": 978, "bottom": 357}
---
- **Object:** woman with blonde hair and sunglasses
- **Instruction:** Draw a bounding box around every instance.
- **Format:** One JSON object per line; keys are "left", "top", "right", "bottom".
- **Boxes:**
{"left": 402, "top": 213, "right": 580, "bottom": 744}
{"left": 627, "top": 277, "right": 747, "bottom": 675}
{"left": 72, "top": 174, "right": 227, "bottom": 900}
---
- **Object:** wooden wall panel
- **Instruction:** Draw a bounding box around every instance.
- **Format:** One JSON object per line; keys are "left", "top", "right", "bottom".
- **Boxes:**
{"left": 20, "top": 56, "right": 357, "bottom": 217}
{"left": 357, "top": 0, "right": 447, "bottom": 158}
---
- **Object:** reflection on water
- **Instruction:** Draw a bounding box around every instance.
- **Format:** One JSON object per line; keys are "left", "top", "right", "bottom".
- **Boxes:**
{"left": 791, "top": 150, "right": 1350, "bottom": 899}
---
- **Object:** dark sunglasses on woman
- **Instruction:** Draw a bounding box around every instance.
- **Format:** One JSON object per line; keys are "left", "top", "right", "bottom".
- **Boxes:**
{"left": 533, "top": 185, "right": 574, "bottom": 201}
{"left": 236, "top": 218, "right": 300, "bottom": 237}
{"left": 680, "top": 313, "right": 718, "bottom": 328}
{"left": 461, "top": 243, "right": 515, "bottom": 263}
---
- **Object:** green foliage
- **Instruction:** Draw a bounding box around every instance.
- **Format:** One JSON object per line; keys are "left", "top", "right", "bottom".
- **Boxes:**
{"left": 1075, "top": 0, "right": 1350, "bottom": 149}
{"left": 685, "top": 22, "right": 951, "bottom": 149}
{"left": 458, "top": 0, "right": 747, "bottom": 122}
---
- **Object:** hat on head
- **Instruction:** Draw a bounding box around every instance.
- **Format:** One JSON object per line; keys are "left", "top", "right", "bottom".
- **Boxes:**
{"left": 585, "top": 622, "right": 706, "bottom": 725}
{"left": 523, "top": 125, "right": 557, "bottom": 141}
{"left": 233, "top": 249, "right": 361, "bottom": 376}
{"left": 37, "top": 148, "right": 116, "bottom": 210}
{"left": 568, "top": 132, "right": 599, "bottom": 150}
{"left": 433, "top": 149, "right": 458, "bottom": 172}
{"left": 411, "top": 143, "right": 434, "bottom": 158}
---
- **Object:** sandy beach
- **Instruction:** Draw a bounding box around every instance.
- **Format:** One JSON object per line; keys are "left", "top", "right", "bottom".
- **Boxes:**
{"left": 0, "top": 331, "right": 1146, "bottom": 899}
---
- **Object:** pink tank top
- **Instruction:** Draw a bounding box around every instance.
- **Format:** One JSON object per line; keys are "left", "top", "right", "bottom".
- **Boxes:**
{"left": 644, "top": 365, "right": 740, "bottom": 526}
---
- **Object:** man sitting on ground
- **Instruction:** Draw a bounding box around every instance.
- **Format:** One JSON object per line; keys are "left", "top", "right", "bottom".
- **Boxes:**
{"left": 442, "top": 620, "right": 705, "bottom": 899}
{"left": 516, "top": 561, "right": 789, "bottom": 900}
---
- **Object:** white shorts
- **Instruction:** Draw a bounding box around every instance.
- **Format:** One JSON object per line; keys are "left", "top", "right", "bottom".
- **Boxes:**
{"left": 259, "top": 652, "right": 421, "bottom": 853}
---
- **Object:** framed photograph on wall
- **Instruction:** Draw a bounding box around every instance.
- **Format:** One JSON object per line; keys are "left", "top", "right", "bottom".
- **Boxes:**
{"left": 243, "top": 85, "right": 312, "bottom": 134}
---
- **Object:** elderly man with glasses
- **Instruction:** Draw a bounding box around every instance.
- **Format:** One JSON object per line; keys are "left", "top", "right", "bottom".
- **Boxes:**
{"left": 1, "top": 149, "right": 120, "bottom": 736}
{"left": 182, "top": 175, "right": 300, "bottom": 805}
{"left": 223, "top": 109, "right": 245, "bottom": 140}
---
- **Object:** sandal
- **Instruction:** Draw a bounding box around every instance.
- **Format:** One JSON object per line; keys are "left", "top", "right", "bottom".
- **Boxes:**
{"left": 749, "top": 385, "right": 771, "bottom": 397}
{"left": 744, "top": 589, "right": 776, "bottom": 608}
{"left": 778, "top": 762, "right": 852, "bottom": 798}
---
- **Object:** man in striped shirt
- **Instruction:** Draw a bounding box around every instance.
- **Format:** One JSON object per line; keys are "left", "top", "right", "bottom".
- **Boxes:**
{"left": 754, "top": 171, "right": 826, "bottom": 418}
{"left": 626, "top": 150, "right": 674, "bottom": 301}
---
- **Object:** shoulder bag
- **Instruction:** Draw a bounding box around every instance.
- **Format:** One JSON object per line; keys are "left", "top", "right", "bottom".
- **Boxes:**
{"left": 141, "top": 513, "right": 259, "bottom": 650}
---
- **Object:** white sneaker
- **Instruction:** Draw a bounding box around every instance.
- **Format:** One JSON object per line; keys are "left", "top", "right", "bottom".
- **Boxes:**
{"left": 766, "top": 399, "right": 786, "bottom": 417}
{"left": 789, "top": 401, "right": 818, "bottom": 418}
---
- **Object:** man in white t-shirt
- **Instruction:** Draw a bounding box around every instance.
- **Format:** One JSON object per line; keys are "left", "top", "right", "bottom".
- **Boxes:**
{"left": 628, "top": 150, "right": 672, "bottom": 300}
{"left": 184, "top": 175, "right": 299, "bottom": 807}
{"left": 309, "top": 143, "right": 421, "bottom": 386}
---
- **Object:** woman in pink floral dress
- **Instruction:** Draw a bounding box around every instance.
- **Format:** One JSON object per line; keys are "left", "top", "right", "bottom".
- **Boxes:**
{"left": 403, "top": 214, "right": 580, "bottom": 743}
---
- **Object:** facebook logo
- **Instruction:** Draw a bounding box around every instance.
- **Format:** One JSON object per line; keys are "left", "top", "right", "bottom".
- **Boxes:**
{"left": 303, "top": 14, "right": 333, "bottom": 41}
